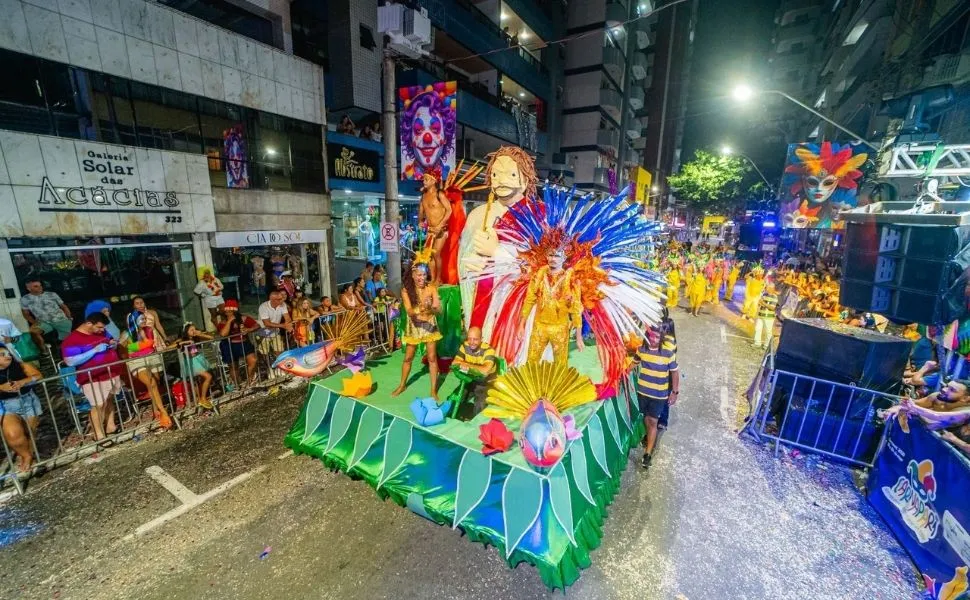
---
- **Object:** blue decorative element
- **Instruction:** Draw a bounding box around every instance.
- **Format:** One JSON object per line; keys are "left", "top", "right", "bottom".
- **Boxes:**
{"left": 406, "top": 492, "right": 434, "bottom": 521}
{"left": 453, "top": 449, "right": 493, "bottom": 529}
{"left": 324, "top": 396, "right": 356, "bottom": 454}
{"left": 519, "top": 399, "right": 568, "bottom": 469}
{"left": 409, "top": 397, "right": 452, "bottom": 427}
{"left": 502, "top": 467, "right": 544, "bottom": 558}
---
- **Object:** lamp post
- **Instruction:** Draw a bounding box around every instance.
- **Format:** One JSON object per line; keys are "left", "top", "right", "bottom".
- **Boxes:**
{"left": 732, "top": 84, "right": 879, "bottom": 151}
{"left": 720, "top": 145, "right": 773, "bottom": 189}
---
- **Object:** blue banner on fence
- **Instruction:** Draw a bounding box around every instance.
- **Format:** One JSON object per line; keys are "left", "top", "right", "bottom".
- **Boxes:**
{"left": 867, "top": 418, "right": 970, "bottom": 599}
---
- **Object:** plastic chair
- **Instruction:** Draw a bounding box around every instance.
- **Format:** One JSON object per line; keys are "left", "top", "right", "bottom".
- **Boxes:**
{"left": 58, "top": 365, "right": 91, "bottom": 436}
{"left": 446, "top": 356, "right": 507, "bottom": 418}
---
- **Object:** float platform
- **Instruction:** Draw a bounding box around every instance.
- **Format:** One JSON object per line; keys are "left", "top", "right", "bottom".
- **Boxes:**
{"left": 284, "top": 350, "right": 644, "bottom": 590}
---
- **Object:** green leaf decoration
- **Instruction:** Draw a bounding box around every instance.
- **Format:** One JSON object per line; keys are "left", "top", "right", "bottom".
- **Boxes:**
{"left": 378, "top": 417, "right": 413, "bottom": 489}
{"left": 587, "top": 413, "right": 610, "bottom": 477}
{"left": 569, "top": 438, "right": 595, "bottom": 506}
{"left": 548, "top": 463, "right": 576, "bottom": 546}
{"left": 604, "top": 397, "right": 622, "bottom": 450}
{"left": 324, "top": 395, "right": 356, "bottom": 455}
{"left": 616, "top": 383, "right": 633, "bottom": 432}
{"left": 452, "top": 449, "right": 492, "bottom": 529}
{"left": 502, "top": 468, "right": 543, "bottom": 559}
{"left": 301, "top": 388, "right": 334, "bottom": 445}
{"left": 347, "top": 407, "right": 385, "bottom": 471}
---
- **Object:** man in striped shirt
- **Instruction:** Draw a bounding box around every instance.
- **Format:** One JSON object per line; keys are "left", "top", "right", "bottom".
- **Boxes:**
{"left": 453, "top": 327, "right": 497, "bottom": 377}
{"left": 635, "top": 326, "right": 679, "bottom": 470}
{"left": 753, "top": 280, "right": 779, "bottom": 349}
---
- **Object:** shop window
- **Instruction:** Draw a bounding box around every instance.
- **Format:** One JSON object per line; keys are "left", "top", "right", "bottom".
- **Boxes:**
{"left": 9, "top": 241, "right": 201, "bottom": 337}
{"left": 211, "top": 244, "right": 321, "bottom": 314}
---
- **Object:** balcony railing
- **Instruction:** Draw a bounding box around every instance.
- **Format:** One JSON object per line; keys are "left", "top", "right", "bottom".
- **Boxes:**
{"left": 603, "top": 45, "right": 625, "bottom": 81}
{"left": 636, "top": 17, "right": 653, "bottom": 50}
{"left": 597, "top": 128, "right": 619, "bottom": 151}
{"left": 418, "top": 0, "right": 550, "bottom": 100}
{"left": 600, "top": 87, "right": 623, "bottom": 121}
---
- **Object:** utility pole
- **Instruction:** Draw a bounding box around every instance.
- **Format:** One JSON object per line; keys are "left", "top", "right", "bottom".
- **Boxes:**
{"left": 382, "top": 52, "right": 402, "bottom": 293}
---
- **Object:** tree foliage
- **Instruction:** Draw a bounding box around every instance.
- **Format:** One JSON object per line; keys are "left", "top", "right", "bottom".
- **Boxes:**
{"left": 667, "top": 150, "right": 752, "bottom": 213}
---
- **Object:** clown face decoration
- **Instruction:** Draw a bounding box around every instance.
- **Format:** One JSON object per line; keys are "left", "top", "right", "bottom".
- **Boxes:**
{"left": 399, "top": 82, "right": 457, "bottom": 180}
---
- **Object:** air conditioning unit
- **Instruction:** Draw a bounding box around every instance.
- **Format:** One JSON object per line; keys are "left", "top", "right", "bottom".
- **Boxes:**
{"left": 403, "top": 8, "right": 431, "bottom": 43}
{"left": 923, "top": 51, "right": 970, "bottom": 87}
{"left": 378, "top": 3, "right": 431, "bottom": 59}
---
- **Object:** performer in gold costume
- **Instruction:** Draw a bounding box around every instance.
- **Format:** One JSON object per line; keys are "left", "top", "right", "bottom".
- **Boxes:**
{"left": 520, "top": 247, "right": 584, "bottom": 365}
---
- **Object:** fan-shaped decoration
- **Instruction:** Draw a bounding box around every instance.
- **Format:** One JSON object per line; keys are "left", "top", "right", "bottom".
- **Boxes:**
{"left": 484, "top": 362, "right": 597, "bottom": 420}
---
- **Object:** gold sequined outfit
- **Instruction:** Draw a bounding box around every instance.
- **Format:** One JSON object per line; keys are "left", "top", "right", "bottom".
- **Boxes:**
{"left": 521, "top": 268, "right": 582, "bottom": 365}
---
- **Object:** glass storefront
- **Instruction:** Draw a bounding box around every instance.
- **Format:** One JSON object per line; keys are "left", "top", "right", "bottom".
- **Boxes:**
{"left": 210, "top": 244, "right": 321, "bottom": 314}
{"left": 7, "top": 236, "right": 202, "bottom": 337}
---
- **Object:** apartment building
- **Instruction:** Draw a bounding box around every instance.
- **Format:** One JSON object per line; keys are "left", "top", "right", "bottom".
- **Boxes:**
{"left": 0, "top": 0, "right": 331, "bottom": 331}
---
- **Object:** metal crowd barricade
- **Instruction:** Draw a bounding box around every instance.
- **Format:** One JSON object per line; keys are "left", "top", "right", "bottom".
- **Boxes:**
{"left": 0, "top": 306, "right": 397, "bottom": 495}
{"left": 743, "top": 352, "right": 900, "bottom": 469}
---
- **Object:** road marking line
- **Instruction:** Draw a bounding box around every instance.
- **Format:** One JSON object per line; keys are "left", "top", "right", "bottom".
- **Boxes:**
{"left": 277, "top": 450, "right": 294, "bottom": 460}
{"left": 145, "top": 465, "right": 198, "bottom": 503}
{"left": 720, "top": 324, "right": 726, "bottom": 342}
{"left": 124, "top": 465, "right": 266, "bottom": 540}
{"left": 719, "top": 386, "right": 733, "bottom": 428}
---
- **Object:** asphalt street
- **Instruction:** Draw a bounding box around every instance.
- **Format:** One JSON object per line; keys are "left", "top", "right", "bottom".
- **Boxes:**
{"left": 0, "top": 301, "right": 922, "bottom": 600}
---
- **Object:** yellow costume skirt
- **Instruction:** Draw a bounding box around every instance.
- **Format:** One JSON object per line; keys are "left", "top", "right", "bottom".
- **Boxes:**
{"left": 401, "top": 315, "right": 442, "bottom": 345}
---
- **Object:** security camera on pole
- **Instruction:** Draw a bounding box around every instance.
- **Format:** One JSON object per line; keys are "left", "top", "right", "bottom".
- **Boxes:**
{"left": 377, "top": 3, "right": 432, "bottom": 293}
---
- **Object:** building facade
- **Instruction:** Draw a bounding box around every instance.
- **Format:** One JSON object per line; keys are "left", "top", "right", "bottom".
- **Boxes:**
{"left": 288, "top": 0, "right": 559, "bottom": 282}
{"left": 0, "top": 0, "right": 331, "bottom": 332}
{"left": 768, "top": 0, "right": 970, "bottom": 149}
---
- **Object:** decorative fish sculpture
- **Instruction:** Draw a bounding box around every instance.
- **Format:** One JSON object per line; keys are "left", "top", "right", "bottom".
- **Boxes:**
{"left": 519, "top": 398, "right": 567, "bottom": 469}
{"left": 272, "top": 311, "right": 371, "bottom": 378}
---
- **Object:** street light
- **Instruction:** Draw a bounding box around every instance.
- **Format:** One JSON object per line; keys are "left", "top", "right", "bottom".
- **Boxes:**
{"left": 731, "top": 84, "right": 878, "bottom": 150}
{"left": 719, "top": 145, "right": 772, "bottom": 189}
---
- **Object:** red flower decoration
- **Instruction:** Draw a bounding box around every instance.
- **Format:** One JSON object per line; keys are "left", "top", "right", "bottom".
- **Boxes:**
{"left": 479, "top": 418, "right": 514, "bottom": 456}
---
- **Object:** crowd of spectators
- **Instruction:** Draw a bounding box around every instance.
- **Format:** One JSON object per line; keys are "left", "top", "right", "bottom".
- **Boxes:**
{"left": 0, "top": 264, "right": 398, "bottom": 472}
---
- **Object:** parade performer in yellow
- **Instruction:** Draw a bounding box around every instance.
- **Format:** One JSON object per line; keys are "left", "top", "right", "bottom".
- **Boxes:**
{"left": 666, "top": 267, "right": 681, "bottom": 308}
{"left": 520, "top": 246, "right": 585, "bottom": 366}
{"left": 742, "top": 266, "right": 766, "bottom": 320}
{"left": 687, "top": 267, "right": 707, "bottom": 316}
{"left": 725, "top": 261, "right": 741, "bottom": 302}
{"left": 708, "top": 260, "right": 724, "bottom": 305}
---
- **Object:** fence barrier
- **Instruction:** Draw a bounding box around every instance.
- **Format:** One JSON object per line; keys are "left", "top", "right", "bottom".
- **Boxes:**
{"left": 0, "top": 305, "right": 394, "bottom": 495}
{"left": 744, "top": 352, "right": 900, "bottom": 468}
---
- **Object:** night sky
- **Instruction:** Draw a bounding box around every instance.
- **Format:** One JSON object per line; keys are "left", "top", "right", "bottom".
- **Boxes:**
{"left": 680, "top": 0, "right": 786, "bottom": 184}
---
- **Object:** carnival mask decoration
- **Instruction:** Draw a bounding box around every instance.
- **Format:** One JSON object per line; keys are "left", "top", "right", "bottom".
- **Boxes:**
{"left": 782, "top": 142, "right": 867, "bottom": 228}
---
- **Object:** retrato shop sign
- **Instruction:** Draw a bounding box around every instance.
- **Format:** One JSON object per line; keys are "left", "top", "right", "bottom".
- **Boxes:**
{"left": 0, "top": 131, "right": 216, "bottom": 237}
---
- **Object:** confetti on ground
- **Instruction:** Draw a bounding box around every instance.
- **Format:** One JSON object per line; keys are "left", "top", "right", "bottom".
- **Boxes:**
{"left": 259, "top": 546, "right": 272, "bottom": 560}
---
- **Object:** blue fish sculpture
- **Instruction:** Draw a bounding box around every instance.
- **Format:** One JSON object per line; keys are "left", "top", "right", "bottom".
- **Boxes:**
{"left": 519, "top": 399, "right": 567, "bottom": 469}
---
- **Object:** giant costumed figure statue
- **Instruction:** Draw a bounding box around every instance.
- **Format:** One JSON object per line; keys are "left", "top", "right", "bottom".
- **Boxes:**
{"left": 458, "top": 147, "right": 537, "bottom": 340}
{"left": 460, "top": 153, "right": 667, "bottom": 391}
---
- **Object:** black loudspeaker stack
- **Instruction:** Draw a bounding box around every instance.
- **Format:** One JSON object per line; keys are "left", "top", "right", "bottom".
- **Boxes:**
{"left": 840, "top": 222, "right": 970, "bottom": 324}
{"left": 775, "top": 318, "right": 912, "bottom": 393}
